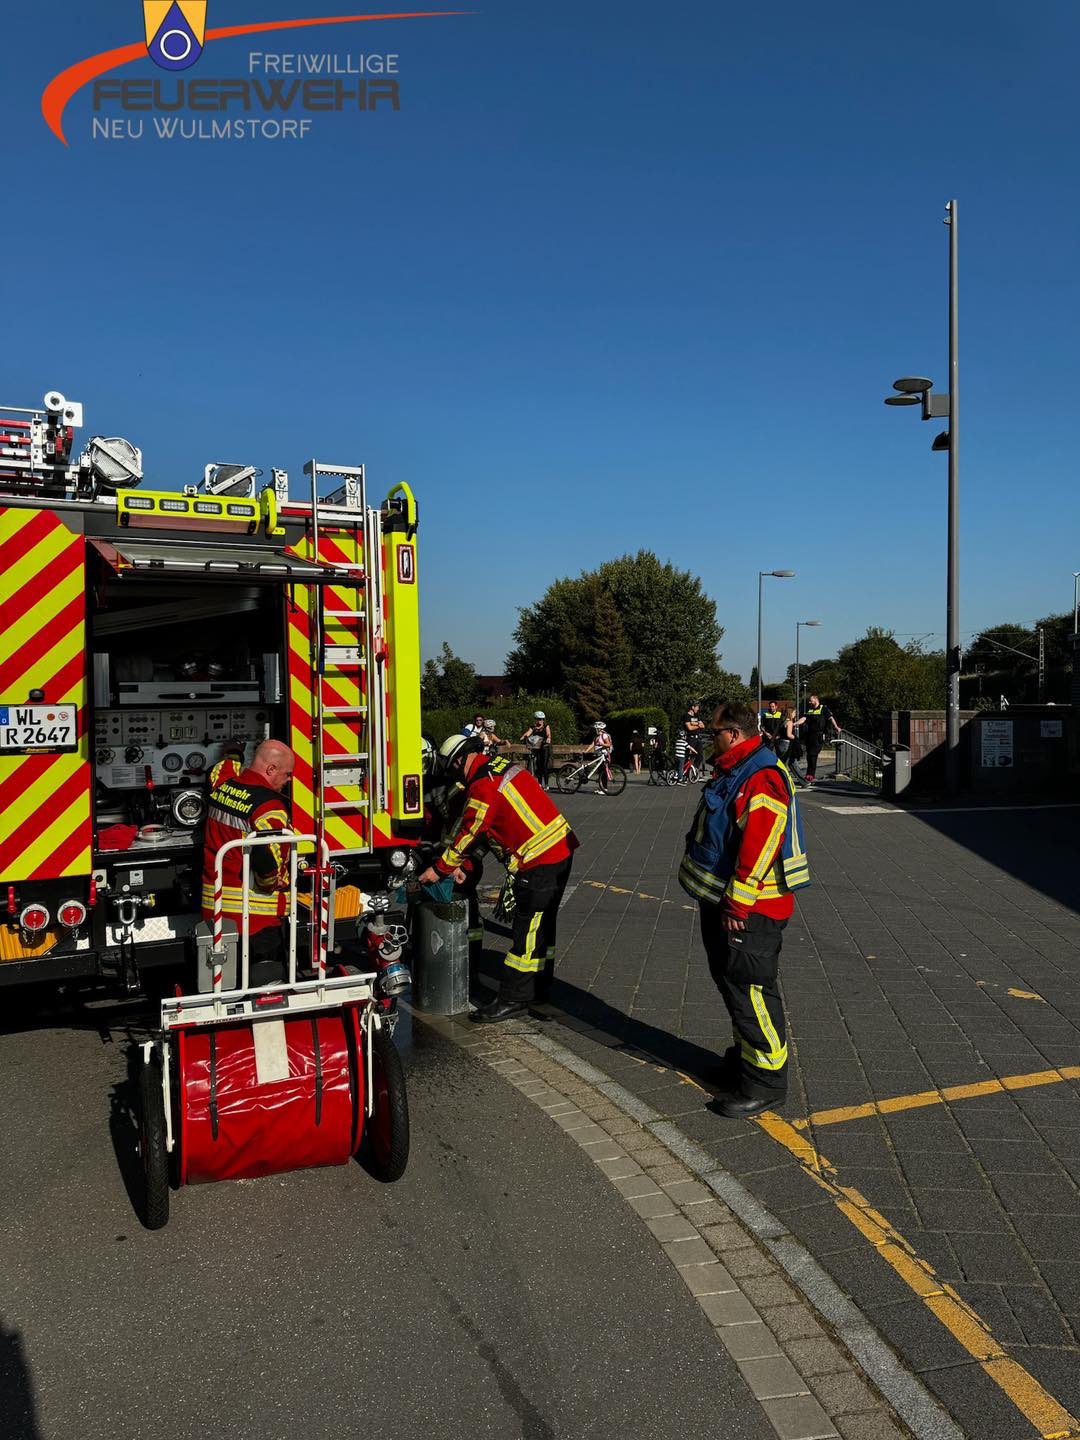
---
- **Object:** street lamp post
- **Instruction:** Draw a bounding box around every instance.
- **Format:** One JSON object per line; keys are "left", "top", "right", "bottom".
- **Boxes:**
{"left": 757, "top": 570, "right": 796, "bottom": 715}
{"left": 795, "top": 620, "right": 822, "bottom": 714}
{"left": 883, "top": 198, "right": 961, "bottom": 793}
{"left": 1073, "top": 572, "right": 1079, "bottom": 636}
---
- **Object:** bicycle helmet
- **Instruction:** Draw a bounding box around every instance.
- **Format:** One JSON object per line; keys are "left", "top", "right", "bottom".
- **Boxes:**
{"left": 534, "top": 710, "right": 545, "bottom": 720}
{"left": 593, "top": 720, "right": 606, "bottom": 732}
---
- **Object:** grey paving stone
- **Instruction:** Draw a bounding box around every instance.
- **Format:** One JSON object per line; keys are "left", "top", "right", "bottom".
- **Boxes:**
{"left": 920, "top": 1359, "right": 1042, "bottom": 1440}
{"left": 808, "top": 1372, "right": 881, "bottom": 1417}
{"left": 645, "top": 1213, "right": 701, "bottom": 1243}
{"left": 739, "top": 1354, "right": 811, "bottom": 1400}
{"left": 628, "top": 1190, "right": 679, "bottom": 1220}
{"left": 782, "top": 1338, "right": 851, "bottom": 1377}
{"left": 764, "top": 1303, "right": 826, "bottom": 1342}
{"left": 597, "top": 1155, "right": 643, "bottom": 1180}
{"left": 697, "top": 1289, "right": 762, "bottom": 1326}
{"left": 741, "top": 1275, "right": 800, "bottom": 1310}
{"left": 716, "top": 1320, "right": 784, "bottom": 1361}
{"left": 663, "top": 1236, "right": 716, "bottom": 1268}
{"left": 611, "top": 1173, "right": 661, "bottom": 1199}
{"left": 947, "top": 1232, "right": 1037, "bottom": 1285}
{"left": 678, "top": 1261, "right": 738, "bottom": 1297}
{"left": 760, "top": 1393, "right": 839, "bottom": 1440}
{"left": 702, "top": 1222, "right": 755, "bottom": 1253}
{"left": 662, "top": 1178, "right": 712, "bottom": 1205}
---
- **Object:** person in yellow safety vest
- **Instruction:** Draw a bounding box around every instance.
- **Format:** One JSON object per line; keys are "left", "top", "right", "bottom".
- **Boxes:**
{"left": 201, "top": 739, "right": 295, "bottom": 983}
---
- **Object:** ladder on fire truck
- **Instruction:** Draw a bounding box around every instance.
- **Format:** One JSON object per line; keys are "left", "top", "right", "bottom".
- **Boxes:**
{"left": 303, "top": 460, "right": 388, "bottom": 860}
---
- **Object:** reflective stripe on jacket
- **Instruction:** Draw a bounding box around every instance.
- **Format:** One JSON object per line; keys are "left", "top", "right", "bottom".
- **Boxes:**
{"left": 679, "top": 738, "right": 809, "bottom": 918}
{"left": 435, "top": 757, "right": 578, "bottom": 875}
{"left": 201, "top": 767, "right": 291, "bottom": 933}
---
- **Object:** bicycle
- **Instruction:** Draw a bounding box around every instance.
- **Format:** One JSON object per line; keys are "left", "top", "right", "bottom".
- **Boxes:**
{"left": 667, "top": 750, "right": 704, "bottom": 786}
{"left": 556, "top": 751, "right": 627, "bottom": 796}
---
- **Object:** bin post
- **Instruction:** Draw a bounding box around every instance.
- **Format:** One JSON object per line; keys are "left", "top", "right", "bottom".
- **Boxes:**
{"left": 885, "top": 744, "right": 911, "bottom": 799}
{"left": 410, "top": 896, "right": 471, "bottom": 1015}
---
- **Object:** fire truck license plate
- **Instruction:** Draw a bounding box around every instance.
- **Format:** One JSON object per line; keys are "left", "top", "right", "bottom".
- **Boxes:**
{"left": 0, "top": 704, "right": 79, "bottom": 752}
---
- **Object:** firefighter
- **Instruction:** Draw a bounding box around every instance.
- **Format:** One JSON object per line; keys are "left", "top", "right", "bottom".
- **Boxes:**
{"left": 201, "top": 738, "right": 295, "bottom": 983}
{"left": 417, "top": 743, "right": 578, "bottom": 1023}
{"left": 679, "top": 700, "right": 809, "bottom": 1118}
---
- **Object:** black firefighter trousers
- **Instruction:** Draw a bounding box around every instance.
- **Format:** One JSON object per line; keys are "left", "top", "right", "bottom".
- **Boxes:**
{"left": 699, "top": 904, "right": 788, "bottom": 1100}
{"left": 499, "top": 855, "right": 574, "bottom": 1005}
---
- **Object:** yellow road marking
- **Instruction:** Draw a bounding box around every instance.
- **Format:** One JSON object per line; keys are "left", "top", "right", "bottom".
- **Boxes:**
{"left": 582, "top": 879, "right": 695, "bottom": 912}
{"left": 791, "top": 1066, "right": 1080, "bottom": 1130}
{"left": 757, "top": 1109, "right": 1080, "bottom": 1438}
{"left": 974, "top": 979, "right": 1046, "bottom": 1002}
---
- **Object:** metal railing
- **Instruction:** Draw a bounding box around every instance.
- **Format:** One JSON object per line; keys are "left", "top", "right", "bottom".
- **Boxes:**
{"left": 833, "top": 729, "right": 886, "bottom": 789}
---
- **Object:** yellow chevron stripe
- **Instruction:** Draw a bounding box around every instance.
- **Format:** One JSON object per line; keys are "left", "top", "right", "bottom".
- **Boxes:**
{"left": 0, "top": 562, "right": 82, "bottom": 665}
{"left": 0, "top": 753, "right": 84, "bottom": 837}
{"left": 5, "top": 624, "right": 84, "bottom": 699}
{"left": 16, "top": 793, "right": 92, "bottom": 881}
{"left": 0, "top": 513, "right": 73, "bottom": 590}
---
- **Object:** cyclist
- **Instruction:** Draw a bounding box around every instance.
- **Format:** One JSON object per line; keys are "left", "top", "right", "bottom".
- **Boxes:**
{"left": 520, "top": 710, "right": 552, "bottom": 789}
{"left": 591, "top": 720, "right": 613, "bottom": 795}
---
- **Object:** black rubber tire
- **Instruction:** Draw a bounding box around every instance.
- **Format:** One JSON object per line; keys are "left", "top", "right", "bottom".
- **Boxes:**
{"left": 365, "top": 1026, "right": 410, "bottom": 1182}
{"left": 556, "top": 763, "right": 582, "bottom": 795}
{"left": 604, "top": 765, "right": 628, "bottom": 796}
{"left": 138, "top": 1053, "right": 170, "bottom": 1230}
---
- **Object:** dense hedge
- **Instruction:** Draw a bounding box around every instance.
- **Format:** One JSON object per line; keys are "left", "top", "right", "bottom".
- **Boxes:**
{"left": 422, "top": 694, "right": 577, "bottom": 747}
{"left": 606, "top": 707, "right": 671, "bottom": 762}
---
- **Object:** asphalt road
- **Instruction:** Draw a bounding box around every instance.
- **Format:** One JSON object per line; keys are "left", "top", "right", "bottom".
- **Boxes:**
{"left": 0, "top": 990, "right": 771, "bottom": 1440}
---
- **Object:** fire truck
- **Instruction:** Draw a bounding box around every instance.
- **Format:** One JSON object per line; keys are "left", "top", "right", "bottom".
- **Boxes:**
{"left": 0, "top": 390, "right": 424, "bottom": 991}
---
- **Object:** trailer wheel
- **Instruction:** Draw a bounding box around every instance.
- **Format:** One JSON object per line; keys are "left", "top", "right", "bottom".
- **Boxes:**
{"left": 364, "top": 1027, "right": 410, "bottom": 1182}
{"left": 138, "top": 1053, "right": 170, "bottom": 1230}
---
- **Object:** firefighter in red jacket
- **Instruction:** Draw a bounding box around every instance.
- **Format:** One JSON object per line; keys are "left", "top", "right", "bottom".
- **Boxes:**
{"left": 202, "top": 739, "right": 295, "bottom": 980}
{"left": 418, "top": 743, "right": 578, "bottom": 1023}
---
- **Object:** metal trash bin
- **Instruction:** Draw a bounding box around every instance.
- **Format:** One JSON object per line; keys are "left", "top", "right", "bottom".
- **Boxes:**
{"left": 410, "top": 897, "right": 470, "bottom": 1016}
{"left": 884, "top": 744, "right": 911, "bottom": 799}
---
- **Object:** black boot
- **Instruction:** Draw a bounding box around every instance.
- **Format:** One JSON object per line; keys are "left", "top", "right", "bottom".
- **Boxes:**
{"left": 715, "top": 1092, "right": 785, "bottom": 1119}
{"left": 469, "top": 997, "right": 527, "bottom": 1024}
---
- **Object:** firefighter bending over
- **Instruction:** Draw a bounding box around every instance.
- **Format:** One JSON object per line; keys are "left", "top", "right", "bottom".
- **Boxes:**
{"left": 201, "top": 739, "right": 296, "bottom": 982}
{"left": 418, "top": 742, "right": 578, "bottom": 1024}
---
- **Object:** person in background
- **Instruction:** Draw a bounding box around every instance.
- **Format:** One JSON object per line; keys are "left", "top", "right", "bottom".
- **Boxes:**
{"left": 591, "top": 720, "right": 613, "bottom": 794}
{"left": 482, "top": 718, "right": 506, "bottom": 753}
{"left": 647, "top": 727, "right": 667, "bottom": 784}
{"left": 683, "top": 701, "right": 706, "bottom": 768}
{"left": 521, "top": 710, "right": 552, "bottom": 790}
{"left": 673, "top": 727, "right": 689, "bottom": 783}
{"left": 759, "top": 700, "right": 785, "bottom": 753}
{"left": 796, "top": 694, "right": 841, "bottom": 784}
{"left": 462, "top": 713, "right": 486, "bottom": 738}
{"left": 629, "top": 729, "right": 644, "bottom": 774}
{"left": 782, "top": 704, "right": 805, "bottom": 786}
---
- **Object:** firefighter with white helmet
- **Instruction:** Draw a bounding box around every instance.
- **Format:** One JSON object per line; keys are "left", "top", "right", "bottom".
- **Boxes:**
{"left": 418, "top": 742, "right": 578, "bottom": 1023}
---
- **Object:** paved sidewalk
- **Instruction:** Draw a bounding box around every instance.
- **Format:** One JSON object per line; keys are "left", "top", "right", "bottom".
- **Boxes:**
{"left": 475, "top": 778, "right": 1080, "bottom": 1440}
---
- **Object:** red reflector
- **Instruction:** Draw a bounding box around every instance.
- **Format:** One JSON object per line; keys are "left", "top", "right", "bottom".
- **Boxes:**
{"left": 6, "top": 886, "right": 14, "bottom": 916}
{"left": 59, "top": 900, "right": 87, "bottom": 929}
{"left": 19, "top": 904, "right": 50, "bottom": 932}
{"left": 403, "top": 775, "right": 421, "bottom": 814}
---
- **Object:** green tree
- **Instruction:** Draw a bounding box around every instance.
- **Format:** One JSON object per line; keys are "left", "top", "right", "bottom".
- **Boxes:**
{"left": 835, "top": 629, "right": 944, "bottom": 739}
{"left": 506, "top": 551, "right": 730, "bottom": 721}
{"left": 565, "top": 578, "right": 632, "bottom": 723}
{"left": 420, "top": 641, "right": 480, "bottom": 710}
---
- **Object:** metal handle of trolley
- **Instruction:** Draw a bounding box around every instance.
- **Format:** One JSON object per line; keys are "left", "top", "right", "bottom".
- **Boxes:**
{"left": 211, "top": 830, "right": 332, "bottom": 994}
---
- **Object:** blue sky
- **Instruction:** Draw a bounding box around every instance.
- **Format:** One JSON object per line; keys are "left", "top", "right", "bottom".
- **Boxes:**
{"left": 3, "top": 1, "right": 1079, "bottom": 685}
